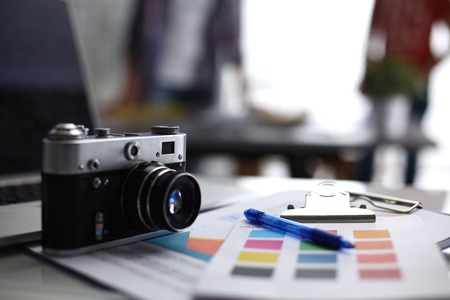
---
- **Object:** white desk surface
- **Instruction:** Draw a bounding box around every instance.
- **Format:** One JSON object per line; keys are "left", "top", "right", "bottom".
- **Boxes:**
{"left": 1, "top": 175, "right": 449, "bottom": 299}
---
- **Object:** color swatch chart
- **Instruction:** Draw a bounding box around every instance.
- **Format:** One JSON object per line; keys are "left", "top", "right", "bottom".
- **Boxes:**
{"left": 231, "top": 228, "right": 403, "bottom": 282}
{"left": 231, "top": 228, "right": 402, "bottom": 281}
{"left": 232, "top": 229, "right": 285, "bottom": 278}
{"left": 296, "top": 230, "right": 339, "bottom": 280}
{"left": 196, "top": 215, "right": 450, "bottom": 299}
{"left": 353, "top": 229, "right": 401, "bottom": 280}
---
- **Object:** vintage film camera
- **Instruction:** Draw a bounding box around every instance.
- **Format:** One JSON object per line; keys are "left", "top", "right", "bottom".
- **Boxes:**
{"left": 42, "top": 123, "right": 201, "bottom": 256}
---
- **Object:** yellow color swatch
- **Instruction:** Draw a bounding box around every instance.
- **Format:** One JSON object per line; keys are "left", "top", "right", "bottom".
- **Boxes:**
{"left": 238, "top": 251, "right": 279, "bottom": 263}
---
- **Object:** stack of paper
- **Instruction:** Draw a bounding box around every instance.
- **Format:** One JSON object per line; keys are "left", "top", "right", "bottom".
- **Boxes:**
{"left": 196, "top": 215, "right": 450, "bottom": 299}
{"left": 31, "top": 190, "right": 450, "bottom": 299}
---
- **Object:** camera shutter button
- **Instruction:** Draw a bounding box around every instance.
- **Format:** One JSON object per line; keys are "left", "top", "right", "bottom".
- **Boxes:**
{"left": 94, "top": 128, "right": 111, "bottom": 137}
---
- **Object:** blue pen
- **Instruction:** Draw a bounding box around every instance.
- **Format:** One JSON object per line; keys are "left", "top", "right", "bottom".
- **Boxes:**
{"left": 244, "top": 208, "right": 354, "bottom": 250}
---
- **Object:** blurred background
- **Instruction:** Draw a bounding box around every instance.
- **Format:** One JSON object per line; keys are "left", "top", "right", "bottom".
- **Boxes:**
{"left": 71, "top": 0, "right": 450, "bottom": 190}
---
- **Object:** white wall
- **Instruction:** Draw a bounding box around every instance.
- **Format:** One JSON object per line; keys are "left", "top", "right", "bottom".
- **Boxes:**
{"left": 242, "top": 0, "right": 450, "bottom": 188}
{"left": 242, "top": 0, "right": 374, "bottom": 128}
{"left": 75, "top": 0, "right": 450, "bottom": 187}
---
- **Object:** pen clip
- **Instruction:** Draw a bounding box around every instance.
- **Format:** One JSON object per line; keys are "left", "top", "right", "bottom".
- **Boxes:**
{"left": 349, "top": 191, "right": 422, "bottom": 214}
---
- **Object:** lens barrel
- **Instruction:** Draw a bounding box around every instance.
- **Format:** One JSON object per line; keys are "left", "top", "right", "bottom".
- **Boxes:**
{"left": 121, "top": 162, "right": 201, "bottom": 232}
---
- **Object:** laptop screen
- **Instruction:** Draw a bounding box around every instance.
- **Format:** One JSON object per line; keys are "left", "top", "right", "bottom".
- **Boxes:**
{"left": 0, "top": 0, "right": 95, "bottom": 175}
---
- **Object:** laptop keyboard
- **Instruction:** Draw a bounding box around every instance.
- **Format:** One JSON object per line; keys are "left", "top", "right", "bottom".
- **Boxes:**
{"left": 0, "top": 183, "right": 41, "bottom": 205}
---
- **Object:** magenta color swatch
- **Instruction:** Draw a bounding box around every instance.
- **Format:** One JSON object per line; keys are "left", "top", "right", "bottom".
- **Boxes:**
{"left": 244, "top": 239, "right": 283, "bottom": 250}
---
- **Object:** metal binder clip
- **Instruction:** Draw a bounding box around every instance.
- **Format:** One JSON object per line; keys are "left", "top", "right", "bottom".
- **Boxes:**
{"left": 281, "top": 181, "right": 376, "bottom": 223}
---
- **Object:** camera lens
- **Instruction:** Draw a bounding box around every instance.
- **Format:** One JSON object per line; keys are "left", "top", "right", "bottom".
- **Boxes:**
{"left": 169, "top": 188, "right": 182, "bottom": 214}
{"left": 121, "top": 162, "right": 201, "bottom": 232}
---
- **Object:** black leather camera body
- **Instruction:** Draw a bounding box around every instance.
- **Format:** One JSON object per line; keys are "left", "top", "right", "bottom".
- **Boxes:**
{"left": 42, "top": 123, "right": 201, "bottom": 256}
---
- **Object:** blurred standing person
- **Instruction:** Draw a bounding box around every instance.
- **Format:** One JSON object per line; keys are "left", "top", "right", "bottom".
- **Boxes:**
{"left": 358, "top": 0, "right": 450, "bottom": 184}
{"left": 121, "top": 0, "right": 245, "bottom": 113}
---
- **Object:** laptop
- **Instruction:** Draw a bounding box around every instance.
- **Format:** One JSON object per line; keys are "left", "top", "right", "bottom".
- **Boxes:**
{"left": 0, "top": 0, "right": 99, "bottom": 247}
{"left": 0, "top": 0, "right": 259, "bottom": 249}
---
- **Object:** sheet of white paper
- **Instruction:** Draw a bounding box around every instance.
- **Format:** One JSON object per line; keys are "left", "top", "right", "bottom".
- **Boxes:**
{"left": 29, "top": 190, "right": 450, "bottom": 300}
{"left": 196, "top": 215, "right": 450, "bottom": 299}
{"left": 28, "top": 191, "right": 270, "bottom": 300}
{"left": 31, "top": 242, "right": 205, "bottom": 300}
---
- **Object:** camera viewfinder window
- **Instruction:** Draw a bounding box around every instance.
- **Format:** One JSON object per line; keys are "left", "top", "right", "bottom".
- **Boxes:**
{"left": 162, "top": 141, "right": 175, "bottom": 155}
